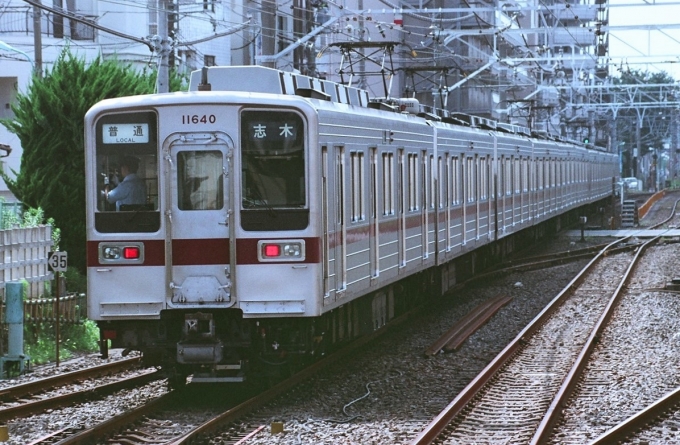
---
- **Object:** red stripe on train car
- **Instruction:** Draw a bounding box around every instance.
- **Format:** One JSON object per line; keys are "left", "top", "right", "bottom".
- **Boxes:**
{"left": 173, "top": 238, "right": 229, "bottom": 265}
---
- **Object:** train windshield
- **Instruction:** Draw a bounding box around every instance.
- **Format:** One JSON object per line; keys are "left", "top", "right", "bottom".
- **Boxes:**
{"left": 93, "top": 111, "right": 160, "bottom": 233}
{"left": 240, "top": 110, "right": 308, "bottom": 231}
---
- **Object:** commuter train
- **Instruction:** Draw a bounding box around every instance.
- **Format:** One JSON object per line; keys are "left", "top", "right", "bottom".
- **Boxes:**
{"left": 85, "top": 66, "right": 617, "bottom": 386}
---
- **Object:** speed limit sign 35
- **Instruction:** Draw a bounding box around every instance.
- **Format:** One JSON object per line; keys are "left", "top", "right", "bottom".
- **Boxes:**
{"left": 48, "top": 251, "right": 68, "bottom": 272}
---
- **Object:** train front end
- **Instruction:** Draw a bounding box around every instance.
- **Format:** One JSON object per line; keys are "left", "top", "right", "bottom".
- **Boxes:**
{"left": 85, "top": 87, "right": 321, "bottom": 385}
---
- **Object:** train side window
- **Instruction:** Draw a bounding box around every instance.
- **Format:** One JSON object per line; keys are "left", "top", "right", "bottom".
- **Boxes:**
{"left": 177, "top": 150, "right": 223, "bottom": 210}
{"left": 497, "top": 156, "right": 504, "bottom": 197}
{"left": 429, "top": 155, "right": 435, "bottom": 209}
{"left": 480, "top": 156, "right": 488, "bottom": 200}
{"left": 439, "top": 155, "right": 446, "bottom": 209}
{"left": 408, "top": 153, "right": 418, "bottom": 211}
{"left": 451, "top": 156, "right": 460, "bottom": 205}
{"left": 466, "top": 157, "right": 475, "bottom": 203}
{"left": 505, "top": 158, "right": 512, "bottom": 196}
{"left": 382, "top": 152, "right": 394, "bottom": 215}
{"left": 350, "top": 151, "right": 365, "bottom": 222}
{"left": 337, "top": 146, "right": 345, "bottom": 224}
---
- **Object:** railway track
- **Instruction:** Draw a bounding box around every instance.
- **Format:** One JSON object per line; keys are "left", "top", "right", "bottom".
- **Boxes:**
{"left": 411, "top": 235, "right": 653, "bottom": 444}
{"left": 0, "top": 356, "right": 141, "bottom": 403}
{"left": 411, "top": 197, "right": 680, "bottom": 445}
{"left": 30, "top": 307, "right": 421, "bottom": 444}
{"left": 0, "top": 357, "right": 161, "bottom": 423}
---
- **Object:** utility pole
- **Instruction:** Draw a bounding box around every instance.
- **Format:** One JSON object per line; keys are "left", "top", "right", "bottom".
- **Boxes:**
{"left": 156, "top": 0, "right": 171, "bottom": 93}
{"left": 32, "top": 1, "right": 42, "bottom": 77}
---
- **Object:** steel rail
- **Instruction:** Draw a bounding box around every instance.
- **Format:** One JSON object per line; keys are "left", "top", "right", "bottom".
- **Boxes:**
{"left": 530, "top": 235, "right": 659, "bottom": 444}
{"left": 443, "top": 295, "right": 512, "bottom": 352}
{"left": 0, "top": 369, "right": 160, "bottom": 422}
{"left": 164, "top": 308, "right": 420, "bottom": 445}
{"left": 425, "top": 294, "right": 511, "bottom": 357}
{"left": 412, "top": 197, "right": 680, "bottom": 445}
{"left": 587, "top": 386, "right": 680, "bottom": 444}
{"left": 0, "top": 356, "right": 141, "bottom": 403}
{"left": 578, "top": 198, "right": 680, "bottom": 445}
{"left": 54, "top": 391, "right": 179, "bottom": 445}
{"left": 409, "top": 236, "right": 630, "bottom": 445}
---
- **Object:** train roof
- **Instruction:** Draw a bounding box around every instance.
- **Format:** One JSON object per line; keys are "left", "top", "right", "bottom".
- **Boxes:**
{"left": 189, "top": 66, "right": 371, "bottom": 108}
{"left": 108, "top": 65, "right": 606, "bottom": 152}
{"left": 187, "top": 66, "right": 578, "bottom": 142}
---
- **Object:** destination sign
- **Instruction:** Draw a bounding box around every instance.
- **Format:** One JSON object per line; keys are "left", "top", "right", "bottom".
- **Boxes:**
{"left": 102, "top": 123, "right": 149, "bottom": 144}
{"left": 248, "top": 121, "right": 298, "bottom": 142}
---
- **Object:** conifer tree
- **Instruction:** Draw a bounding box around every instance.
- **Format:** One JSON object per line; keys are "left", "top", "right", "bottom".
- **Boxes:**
{"left": 1, "top": 49, "right": 184, "bottom": 272}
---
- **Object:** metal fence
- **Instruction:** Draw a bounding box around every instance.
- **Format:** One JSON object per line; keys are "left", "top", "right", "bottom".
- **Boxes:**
{"left": 0, "top": 225, "right": 54, "bottom": 300}
{"left": 24, "top": 293, "right": 87, "bottom": 324}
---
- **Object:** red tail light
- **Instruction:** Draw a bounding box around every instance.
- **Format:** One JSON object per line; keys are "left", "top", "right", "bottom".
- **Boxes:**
{"left": 99, "top": 242, "right": 144, "bottom": 264}
{"left": 257, "top": 239, "right": 306, "bottom": 262}
{"left": 123, "top": 246, "right": 141, "bottom": 259}
{"left": 263, "top": 244, "right": 281, "bottom": 257}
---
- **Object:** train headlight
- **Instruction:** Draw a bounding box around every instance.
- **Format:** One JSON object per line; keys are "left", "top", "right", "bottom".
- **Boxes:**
{"left": 258, "top": 239, "right": 305, "bottom": 262}
{"left": 98, "top": 242, "right": 144, "bottom": 264}
{"left": 103, "top": 246, "right": 121, "bottom": 260}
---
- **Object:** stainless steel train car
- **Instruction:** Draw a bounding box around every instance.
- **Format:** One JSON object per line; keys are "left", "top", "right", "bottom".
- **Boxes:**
{"left": 85, "top": 66, "right": 618, "bottom": 385}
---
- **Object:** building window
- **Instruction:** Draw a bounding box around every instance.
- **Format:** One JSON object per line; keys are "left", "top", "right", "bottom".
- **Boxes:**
{"left": 148, "top": 0, "right": 157, "bottom": 35}
{"left": 204, "top": 55, "right": 216, "bottom": 67}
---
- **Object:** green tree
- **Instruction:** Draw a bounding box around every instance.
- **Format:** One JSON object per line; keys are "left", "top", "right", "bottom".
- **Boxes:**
{"left": 1, "top": 49, "right": 185, "bottom": 272}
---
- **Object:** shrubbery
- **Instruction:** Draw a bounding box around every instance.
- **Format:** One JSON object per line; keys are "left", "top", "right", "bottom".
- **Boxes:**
{"left": 24, "top": 320, "right": 100, "bottom": 364}
{"left": 2, "top": 204, "right": 95, "bottom": 365}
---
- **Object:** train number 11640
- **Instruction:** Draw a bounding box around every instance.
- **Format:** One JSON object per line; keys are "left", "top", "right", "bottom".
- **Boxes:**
{"left": 182, "top": 114, "right": 217, "bottom": 125}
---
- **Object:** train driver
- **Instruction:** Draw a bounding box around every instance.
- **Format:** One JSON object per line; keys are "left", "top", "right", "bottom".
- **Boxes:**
{"left": 104, "top": 156, "right": 147, "bottom": 210}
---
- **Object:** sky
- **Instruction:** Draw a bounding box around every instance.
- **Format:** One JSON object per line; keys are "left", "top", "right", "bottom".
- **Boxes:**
{"left": 607, "top": 0, "right": 680, "bottom": 79}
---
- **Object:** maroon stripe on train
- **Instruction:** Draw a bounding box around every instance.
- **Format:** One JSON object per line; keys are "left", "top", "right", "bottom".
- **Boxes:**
{"left": 87, "top": 237, "right": 320, "bottom": 267}
{"left": 173, "top": 238, "right": 229, "bottom": 265}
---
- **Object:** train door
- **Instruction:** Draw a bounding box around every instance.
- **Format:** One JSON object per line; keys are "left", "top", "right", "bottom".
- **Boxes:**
{"left": 398, "top": 149, "right": 406, "bottom": 268}
{"left": 421, "top": 150, "right": 429, "bottom": 260}
{"left": 442, "top": 154, "right": 450, "bottom": 254}
{"left": 335, "top": 146, "right": 347, "bottom": 294}
{"left": 165, "top": 133, "right": 234, "bottom": 307}
{"left": 438, "top": 153, "right": 447, "bottom": 262}
{"left": 322, "top": 146, "right": 333, "bottom": 304}
{"left": 462, "top": 156, "right": 467, "bottom": 245}
{"left": 370, "top": 147, "right": 379, "bottom": 280}
{"left": 475, "top": 155, "right": 481, "bottom": 239}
